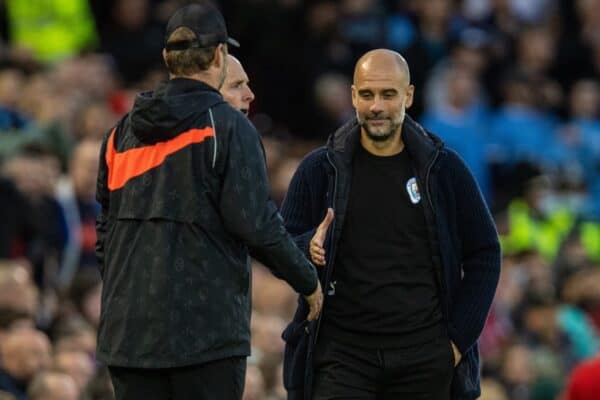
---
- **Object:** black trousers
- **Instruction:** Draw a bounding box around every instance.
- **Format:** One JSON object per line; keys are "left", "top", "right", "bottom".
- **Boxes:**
{"left": 312, "top": 335, "right": 454, "bottom": 400}
{"left": 108, "top": 357, "right": 246, "bottom": 400}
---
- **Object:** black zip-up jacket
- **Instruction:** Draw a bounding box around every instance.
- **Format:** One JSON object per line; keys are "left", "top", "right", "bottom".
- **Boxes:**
{"left": 280, "top": 116, "right": 501, "bottom": 400}
{"left": 95, "top": 78, "right": 318, "bottom": 368}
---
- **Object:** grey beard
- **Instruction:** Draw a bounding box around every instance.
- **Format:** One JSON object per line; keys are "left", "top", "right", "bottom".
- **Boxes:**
{"left": 360, "top": 120, "right": 401, "bottom": 142}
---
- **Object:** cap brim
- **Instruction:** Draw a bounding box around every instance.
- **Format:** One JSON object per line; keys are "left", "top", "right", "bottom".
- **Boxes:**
{"left": 227, "top": 37, "right": 240, "bottom": 48}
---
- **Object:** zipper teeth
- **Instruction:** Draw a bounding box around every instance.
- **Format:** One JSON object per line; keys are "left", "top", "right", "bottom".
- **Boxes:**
{"left": 209, "top": 108, "right": 217, "bottom": 168}
{"left": 313, "top": 151, "right": 338, "bottom": 345}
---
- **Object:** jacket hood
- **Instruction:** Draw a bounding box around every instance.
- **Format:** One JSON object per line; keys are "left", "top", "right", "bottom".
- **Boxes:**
{"left": 327, "top": 114, "right": 444, "bottom": 169}
{"left": 129, "top": 78, "right": 225, "bottom": 144}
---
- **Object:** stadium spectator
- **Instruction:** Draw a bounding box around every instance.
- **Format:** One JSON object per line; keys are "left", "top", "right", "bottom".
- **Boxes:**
{"left": 564, "top": 354, "right": 600, "bottom": 400}
{"left": 0, "top": 330, "right": 51, "bottom": 400}
{"left": 27, "top": 370, "right": 79, "bottom": 400}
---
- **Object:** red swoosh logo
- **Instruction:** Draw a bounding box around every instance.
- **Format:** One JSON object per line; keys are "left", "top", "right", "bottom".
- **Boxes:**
{"left": 105, "top": 126, "right": 215, "bottom": 191}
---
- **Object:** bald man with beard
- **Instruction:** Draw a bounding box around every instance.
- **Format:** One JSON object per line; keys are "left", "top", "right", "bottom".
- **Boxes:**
{"left": 220, "top": 55, "right": 255, "bottom": 116}
{"left": 280, "top": 49, "right": 500, "bottom": 399}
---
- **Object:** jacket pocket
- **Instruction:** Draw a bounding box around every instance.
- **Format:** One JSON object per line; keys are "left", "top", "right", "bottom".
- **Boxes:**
{"left": 282, "top": 319, "right": 309, "bottom": 390}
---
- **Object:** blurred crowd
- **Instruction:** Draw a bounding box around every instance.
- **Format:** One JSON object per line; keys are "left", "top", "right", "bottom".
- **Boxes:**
{"left": 0, "top": 0, "right": 599, "bottom": 399}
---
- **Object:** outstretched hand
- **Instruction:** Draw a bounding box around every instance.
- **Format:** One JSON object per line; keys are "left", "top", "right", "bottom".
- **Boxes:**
{"left": 309, "top": 208, "right": 334, "bottom": 266}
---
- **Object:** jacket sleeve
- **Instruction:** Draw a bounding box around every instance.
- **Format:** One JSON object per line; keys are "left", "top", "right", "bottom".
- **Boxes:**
{"left": 219, "top": 116, "right": 318, "bottom": 296}
{"left": 95, "top": 131, "right": 111, "bottom": 277}
{"left": 446, "top": 151, "right": 501, "bottom": 355}
{"left": 280, "top": 155, "right": 323, "bottom": 257}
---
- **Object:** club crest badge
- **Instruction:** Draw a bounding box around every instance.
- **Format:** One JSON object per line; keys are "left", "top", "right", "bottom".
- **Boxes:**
{"left": 406, "top": 177, "right": 421, "bottom": 204}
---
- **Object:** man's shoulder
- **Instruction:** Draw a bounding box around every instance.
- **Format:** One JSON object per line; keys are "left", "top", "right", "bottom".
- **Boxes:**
{"left": 298, "top": 146, "right": 329, "bottom": 172}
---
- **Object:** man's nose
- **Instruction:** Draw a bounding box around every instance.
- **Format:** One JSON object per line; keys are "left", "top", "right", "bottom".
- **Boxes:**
{"left": 244, "top": 86, "right": 255, "bottom": 103}
{"left": 369, "top": 97, "right": 384, "bottom": 114}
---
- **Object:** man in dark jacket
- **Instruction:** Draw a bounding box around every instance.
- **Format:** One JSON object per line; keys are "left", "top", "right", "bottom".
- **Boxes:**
{"left": 280, "top": 49, "right": 500, "bottom": 399}
{"left": 95, "top": 3, "right": 322, "bottom": 399}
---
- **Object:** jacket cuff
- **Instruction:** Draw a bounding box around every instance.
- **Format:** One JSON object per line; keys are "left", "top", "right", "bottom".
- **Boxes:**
{"left": 299, "top": 272, "right": 319, "bottom": 296}
{"left": 447, "top": 325, "right": 474, "bottom": 356}
{"left": 294, "top": 228, "right": 317, "bottom": 259}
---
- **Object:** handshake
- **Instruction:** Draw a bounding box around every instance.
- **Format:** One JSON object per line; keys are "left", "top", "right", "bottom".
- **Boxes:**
{"left": 303, "top": 208, "right": 335, "bottom": 322}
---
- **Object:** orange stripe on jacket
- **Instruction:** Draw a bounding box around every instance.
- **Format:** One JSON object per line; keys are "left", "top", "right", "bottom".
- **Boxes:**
{"left": 105, "top": 127, "right": 215, "bottom": 191}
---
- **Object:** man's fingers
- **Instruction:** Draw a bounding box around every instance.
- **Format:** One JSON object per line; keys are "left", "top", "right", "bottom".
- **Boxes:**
{"left": 314, "top": 208, "right": 335, "bottom": 244}
{"left": 310, "top": 209, "right": 334, "bottom": 266}
{"left": 319, "top": 208, "right": 334, "bottom": 230}
{"left": 307, "top": 297, "right": 322, "bottom": 321}
{"left": 310, "top": 241, "right": 327, "bottom": 266}
{"left": 307, "top": 307, "right": 317, "bottom": 321}
{"left": 305, "top": 282, "right": 323, "bottom": 321}
{"left": 312, "top": 246, "right": 325, "bottom": 256}
{"left": 310, "top": 249, "right": 326, "bottom": 266}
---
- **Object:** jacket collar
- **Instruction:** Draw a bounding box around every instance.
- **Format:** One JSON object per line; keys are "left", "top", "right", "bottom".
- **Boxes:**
{"left": 327, "top": 114, "right": 444, "bottom": 170}
{"left": 159, "top": 77, "right": 221, "bottom": 96}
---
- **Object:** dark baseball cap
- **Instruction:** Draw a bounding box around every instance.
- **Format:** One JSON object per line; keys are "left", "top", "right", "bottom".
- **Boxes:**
{"left": 164, "top": 2, "right": 239, "bottom": 51}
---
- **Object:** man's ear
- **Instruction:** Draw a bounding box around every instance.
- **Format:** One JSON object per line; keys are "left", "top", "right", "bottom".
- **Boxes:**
{"left": 405, "top": 84, "right": 415, "bottom": 109}
{"left": 213, "top": 43, "right": 226, "bottom": 68}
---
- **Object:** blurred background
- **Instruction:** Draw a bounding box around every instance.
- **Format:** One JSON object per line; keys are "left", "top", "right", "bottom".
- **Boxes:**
{"left": 0, "top": 0, "right": 599, "bottom": 399}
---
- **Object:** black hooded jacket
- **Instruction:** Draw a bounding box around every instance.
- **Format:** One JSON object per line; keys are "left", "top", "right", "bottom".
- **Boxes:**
{"left": 95, "top": 78, "right": 318, "bottom": 368}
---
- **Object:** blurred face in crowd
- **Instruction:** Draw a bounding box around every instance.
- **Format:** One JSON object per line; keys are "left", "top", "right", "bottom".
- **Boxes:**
{"left": 503, "top": 78, "right": 535, "bottom": 107}
{"left": 352, "top": 49, "right": 414, "bottom": 143}
{"left": 54, "top": 350, "right": 95, "bottom": 390}
{"left": 501, "top": 344, "right": 535, "bottom": 386}
{"left": 341, "top": 0, "right": 377, "bottom": 14}
{"left": 1, "top": 329, "right": 51, "bottom": 381}
{"left": 569, "top": 79, "right": 600, "bottom": 119}
{"left": 221, "top": 55, "right": 255, "bottom": 116}
{"left": 0, "top": 263, "right": 39, "bottom": 315}
{"left": 523, "top": 303, "right": 558, "bottom": 342}
{"left": 419, "top": 0, "right": 452, "bottom": 23}
{"left": 314, "top": 73, "right": 353, "bottom": 121}
{"left": 446, "top": 67, "right": 478, "bottom": 110}
{"left": 70, "top": 139, "right": 102, "bottom": 201}
{"left": 114, "top": 0, "right": 148, "bottom": 30}
{"left": 28, "top": 372, "right": 79, "bottom": 400}
{"left": 518, "top": 28, "right": 555, "bottom": 73}
{"left": 0, "top": 68, "right": 25, "bottom": 108}
{"left": 3, "top": 153, "right": 61, "bottom": 200}
{"left": 54, "top": 328, "right": 97, "bottom": 358}
{"left": 78, "top": 102, "right": 115, "bottom": 140}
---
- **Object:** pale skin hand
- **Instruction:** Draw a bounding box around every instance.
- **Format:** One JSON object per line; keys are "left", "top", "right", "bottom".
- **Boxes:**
{"left": 304, "top": 280, "right": 323, "bottom": 321}
{"left": 451, "top": 341, "right": 462, "bottom": 366}
{"left": 304, "top": 209, "right": 333, "bottom": 321}
{"left": 309, "top": 208, "right": 334, "bottom": 266}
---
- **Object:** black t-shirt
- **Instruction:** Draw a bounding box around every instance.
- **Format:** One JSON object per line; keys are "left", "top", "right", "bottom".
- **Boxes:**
{"left": 322, "top": 144, "right": 443, "bottom": 348}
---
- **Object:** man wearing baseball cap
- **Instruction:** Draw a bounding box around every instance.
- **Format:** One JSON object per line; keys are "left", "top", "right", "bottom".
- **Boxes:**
{"left": 95, "top": 2, "right": 323, "bottom": 399}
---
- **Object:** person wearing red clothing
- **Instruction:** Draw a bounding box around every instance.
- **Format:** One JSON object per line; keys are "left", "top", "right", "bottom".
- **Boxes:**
{"left": 565, "top": 356, "right": 600, "bottom": 400}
